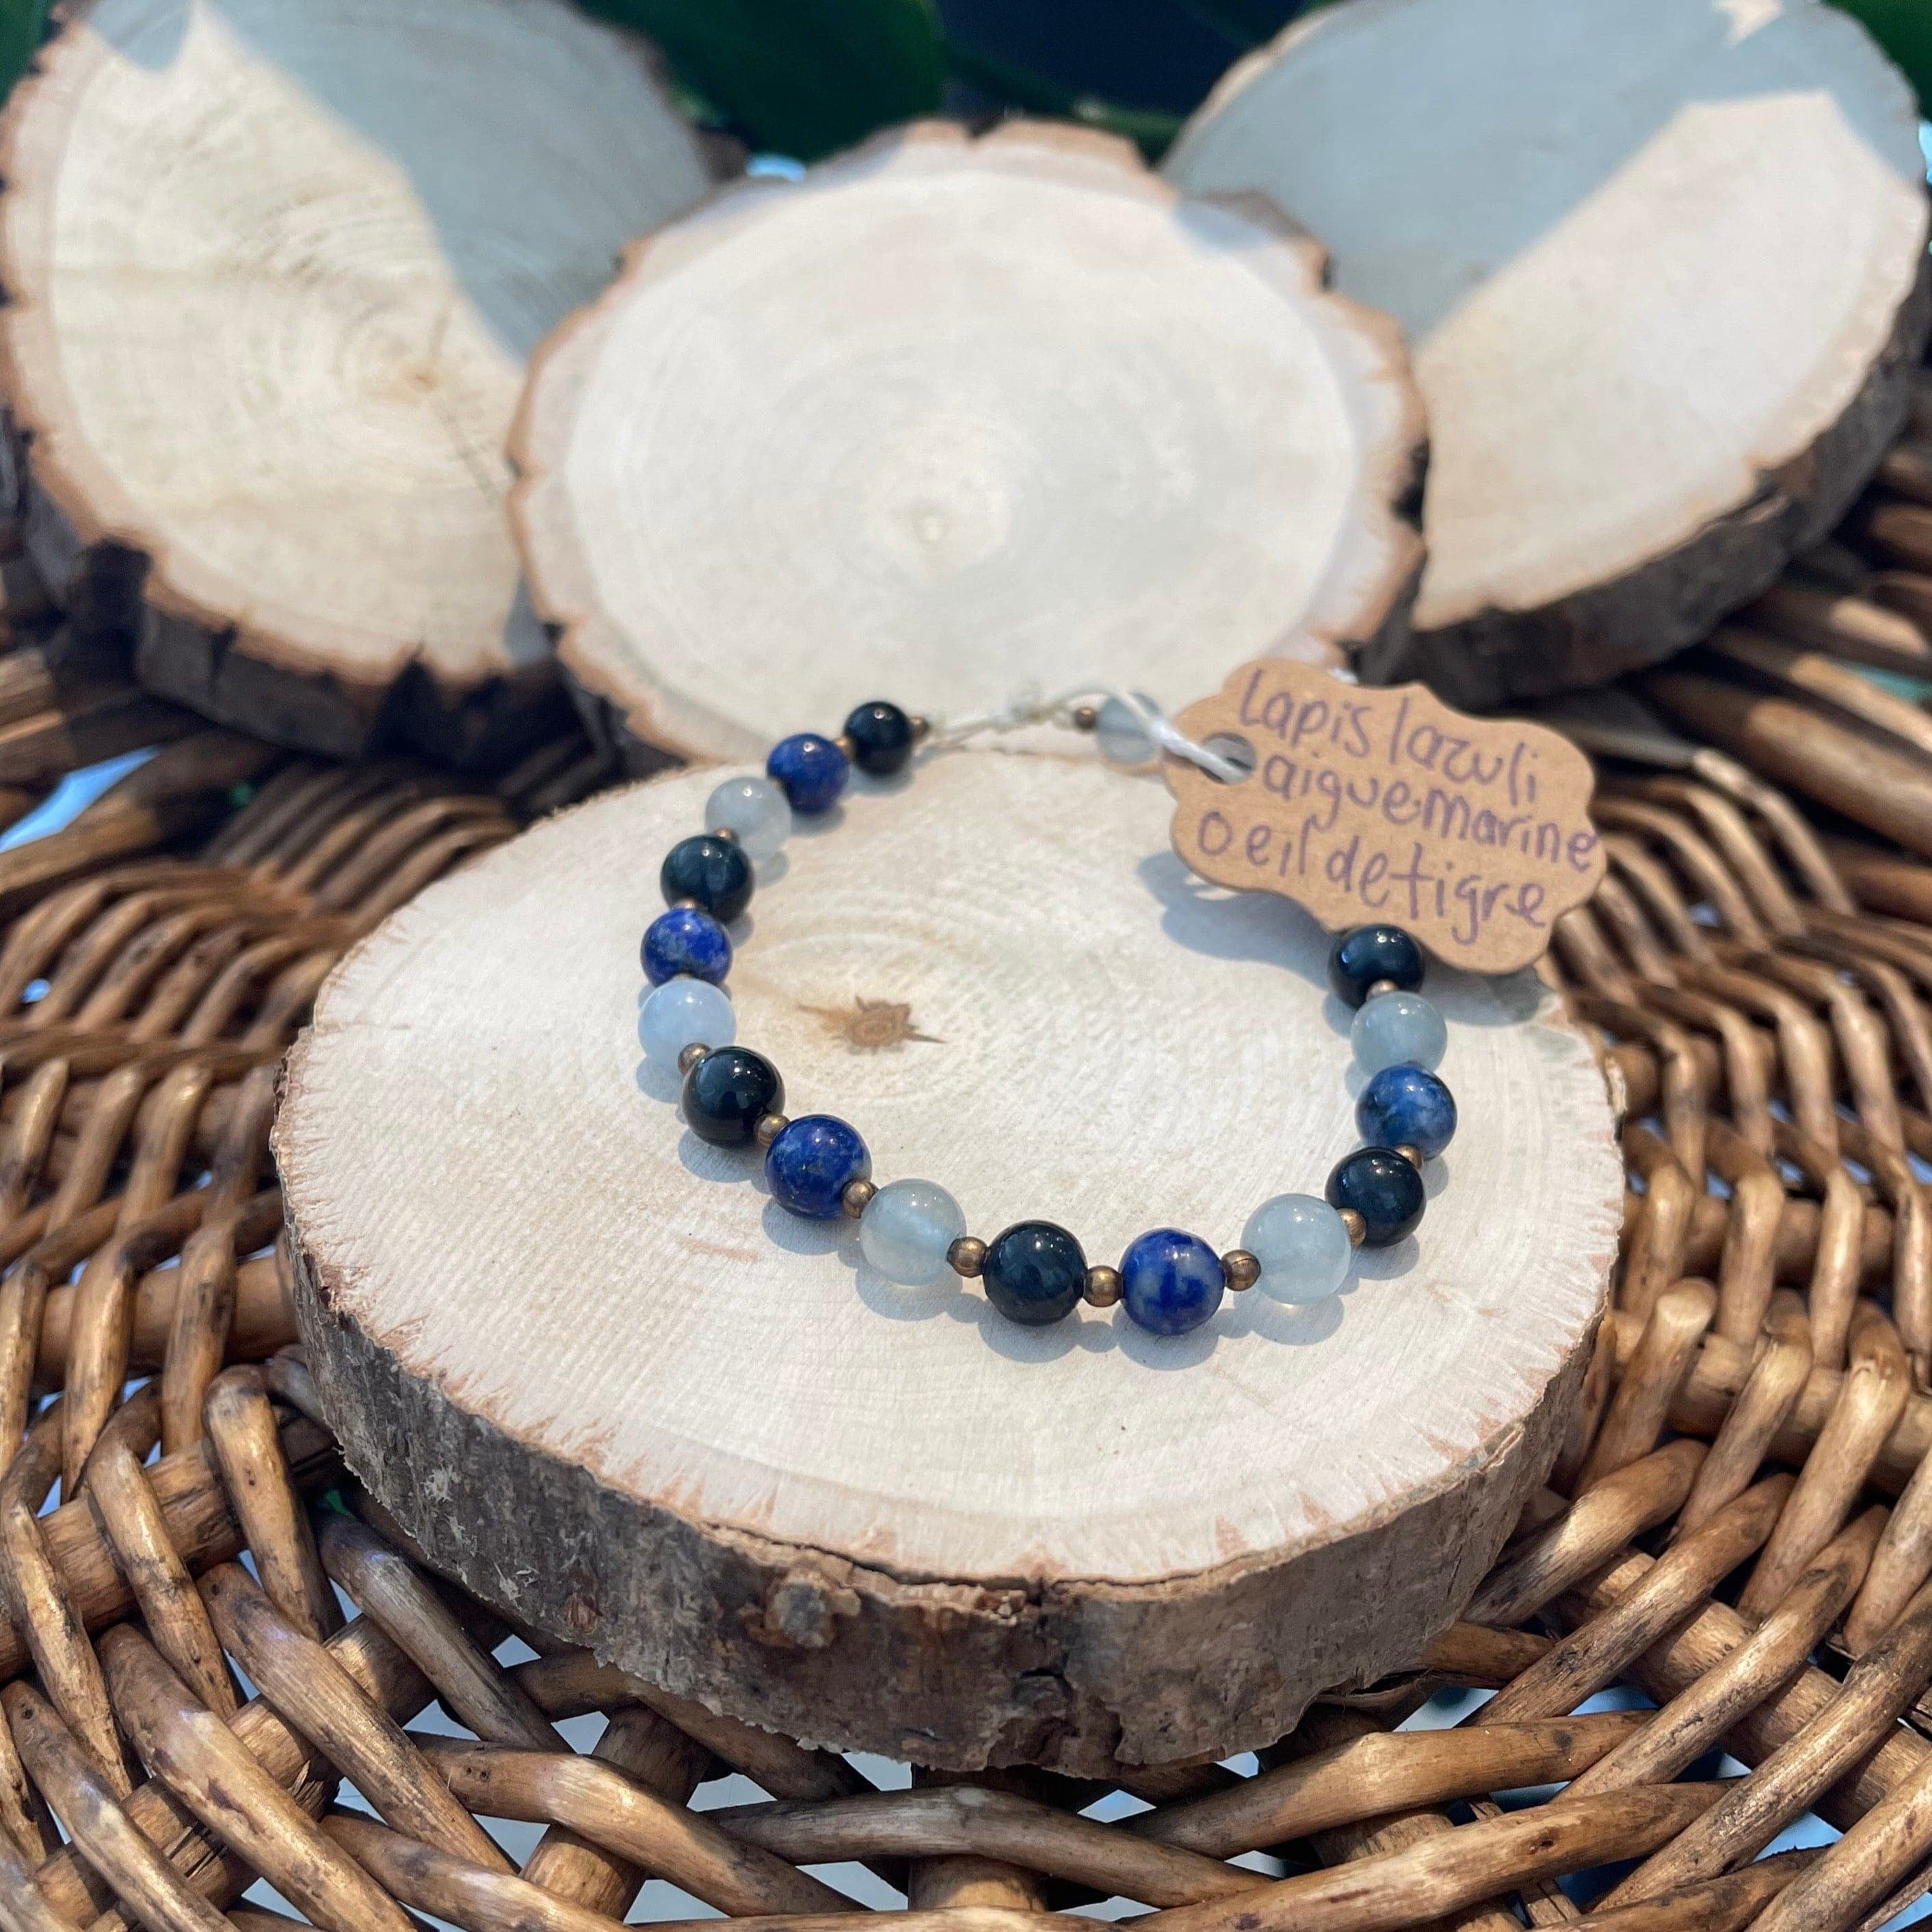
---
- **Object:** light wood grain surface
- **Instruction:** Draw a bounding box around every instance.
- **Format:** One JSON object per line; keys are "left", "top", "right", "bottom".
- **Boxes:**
{"left": 0, "top": 0, "right": 717, "bottom": 757}
{"left": 282, "top": 750, "right": 1621, "bottom": 1772}
{"left": 512, "top": 120, "right": 1425, "bottom": 767}
{"left": 1166, "top": 0, "right": 1932, "bottom": 704}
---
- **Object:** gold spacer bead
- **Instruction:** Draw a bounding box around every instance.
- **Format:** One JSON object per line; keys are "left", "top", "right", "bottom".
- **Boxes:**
{"left": 1071, "top": 703, "right": 1100, "bottom": 731}
{"left": 1366, "top": 977, "right": 1400, "bottom": 999}
{"left": 1083, "top": 1265, "right": 1123, "bottom": 1308}
{"left": 1221, "top": 1249, "right": 1261, "bottom": 1293}
{"left": 834, "top": 733, "right": 857, "bottom": 759}
{"left": 949, "top": 1235, "right": 987, "bottom": 1279}
{"left": 671, "top": 897, "right": 702, "bottom": 912}
{"left": 910, "top": 714, "right": 932, "bottom": 742}
{"left": 753, "top": 1113, "right": 789, "bottom": 1148}
{"left": 711, "top": 824, "right": 739, "bottom": 845}
{"left": 1395, "top": 1145, "right": 1424, "bottom": 1169}
{"left": 841, "top": 1178, "right": 877, "bottom": 1218}
{"left": 676, "top": 1042, "right": 711, "bottom": 1075}
{"left": 1340, "top": 1208, "right": 1367, "bottom": 1247}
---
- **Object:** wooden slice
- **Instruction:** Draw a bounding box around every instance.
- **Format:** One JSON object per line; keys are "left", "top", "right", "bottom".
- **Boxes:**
{"left": 1165, "top": 0, "right": 1932, "bottom": 707}
{"left": 280, "top": 749, "right": 1621, "bottom": 1774}
{"left": 512, "top": 120, "right": 1425, "bottom": 768}
{"left": 0, "top": 0, "right": 719, "bottom": 763}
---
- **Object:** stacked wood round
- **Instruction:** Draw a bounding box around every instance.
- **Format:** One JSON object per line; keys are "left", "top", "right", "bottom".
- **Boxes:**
{"left": 276, "top": 749, "right": 1623, "bottom": 1775}
{"left": 512, "top": 120, "right": 1425, "bottom": 767}
{"left": 1165, "top": 0, "right": 1932, "bottom": 705}
{"left": 0, "top": 0, "right": 718, "bottom": 763}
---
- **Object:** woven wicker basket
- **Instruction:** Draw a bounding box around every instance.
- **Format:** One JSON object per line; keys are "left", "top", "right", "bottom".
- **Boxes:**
{"left": 8, "top": 468, "right": 1932, "bottom": 1929}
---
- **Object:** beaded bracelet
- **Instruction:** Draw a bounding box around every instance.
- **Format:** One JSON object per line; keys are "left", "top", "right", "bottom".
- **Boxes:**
{"left": 637, "top": 698, "right": 1459, "bottom": 1338}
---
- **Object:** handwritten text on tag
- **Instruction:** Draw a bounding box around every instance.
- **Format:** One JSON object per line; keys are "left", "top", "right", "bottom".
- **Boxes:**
{"left": 1165, "top": 661, "right": 1604, "bottom": 973}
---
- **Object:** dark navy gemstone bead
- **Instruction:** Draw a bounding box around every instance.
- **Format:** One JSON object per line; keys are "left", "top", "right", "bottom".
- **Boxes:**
{"left": 843, "top": 700, "right": 915, "bottom": 777}
{"left": 767, "top": 732, "right": 849, "bottom": 813}
{"left": 981, "top": 1221, "right": 1086, "bottom": 1325}
{"left": 765, "top": 1114, "right": 870, "bottom": 1218}
{"left": 661, "top": 835, "right": 753, "bottom": 923}
{"left": 1355, "top": 1063, "right": 1457, "bottom": 1161}
{"left": 1120, "top": 1228, "right": 1224, "bottom": 1336}
{"left": 1328, "top": 924, "right": 1425, "bottom": 1007}
{"left": 682, "top": 1047, "right": 783, "bottom": 1147}
{"left": 1325, "top": 1147, "right": 1425, "bottom": 1247}
{"left": 641, "top": 906, "right": 732, "bottom": 986}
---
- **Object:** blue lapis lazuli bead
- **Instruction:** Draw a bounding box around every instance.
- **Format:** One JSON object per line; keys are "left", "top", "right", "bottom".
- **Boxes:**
{"left": 1120, "top": 1228, "right": 1224, "bottom": 1336}
{"left": 641, "top": 906, "right": 732, "bottom": 987}
{"left": 765, "top": 1114, "right": 871, "bottom": 1219}
{"left": 767, "top": 732, "right": 850, "bottom": 813}
{"left": 1355, "top": 1062, "right": 1457, "bottom": 1161}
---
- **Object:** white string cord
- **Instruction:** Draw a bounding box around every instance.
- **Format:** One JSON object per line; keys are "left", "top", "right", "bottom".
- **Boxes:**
{"left": 926, "top": 683, "right": 1249, "bottom": 783}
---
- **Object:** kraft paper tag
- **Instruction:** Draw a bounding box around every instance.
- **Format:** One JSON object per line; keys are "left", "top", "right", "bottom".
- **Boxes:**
{"left": 1165, "top": 661, "right": 1604, "bottom": 973}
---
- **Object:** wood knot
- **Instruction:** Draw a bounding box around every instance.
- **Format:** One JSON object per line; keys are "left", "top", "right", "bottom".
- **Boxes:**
{"left": 743, "top": 1567, "right": 859, "bottom": 1650}
{"left": 558, "top": 1565, "right": 601, "bottom": 1637}
{"left": 804, "top": 996, "right": 939, "bottom": 1053}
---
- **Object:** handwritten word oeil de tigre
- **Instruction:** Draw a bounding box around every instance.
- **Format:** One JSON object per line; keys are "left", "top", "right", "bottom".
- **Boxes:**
{"left": 1195, "top": 813, "right": 1556, "bottom": 945}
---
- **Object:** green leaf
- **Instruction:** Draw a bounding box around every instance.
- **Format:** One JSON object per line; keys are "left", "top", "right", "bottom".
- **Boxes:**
{"left": 0, "top": 0, "right": 46, "bottom": 96}
{"left": 583, "top": 0, "right": 943, "bottom": 161}
{"left": 1830, "top": 0, "right": 1932, "bottom": 113}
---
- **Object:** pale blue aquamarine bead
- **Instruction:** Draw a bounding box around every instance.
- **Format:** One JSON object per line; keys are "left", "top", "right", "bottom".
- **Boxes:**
{"left": 860, "top": 1179, "right": 966, "bottom": 1286}
{"left": 639, "top": 977, "right": 735, "bottom": 1065}
{"left": 1095, "top": 691, "right": 1160, "bottom": 767}
{"left": 1243, "top": 1193, "right": 1353, "bottom": 1304}
{"left": 1351, "top": 990, "right": 1446, "bottom": 1074}
{"left": 704, "top": 775, "right": 792, "bottom": 862}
